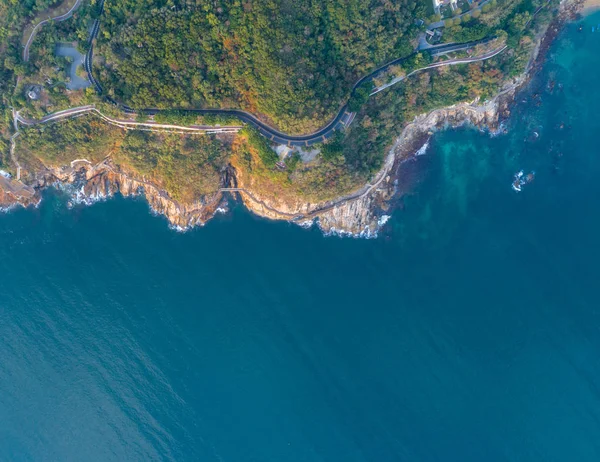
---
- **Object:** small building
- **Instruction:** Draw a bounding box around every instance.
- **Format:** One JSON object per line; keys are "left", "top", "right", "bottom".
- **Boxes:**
{"left": 26, "top": 85, "right": 41, "bottom": 100}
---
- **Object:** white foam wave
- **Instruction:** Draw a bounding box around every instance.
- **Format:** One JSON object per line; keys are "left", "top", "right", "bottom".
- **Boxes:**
{"left": 415, "top": 141, "right": 429, "bottom": 156}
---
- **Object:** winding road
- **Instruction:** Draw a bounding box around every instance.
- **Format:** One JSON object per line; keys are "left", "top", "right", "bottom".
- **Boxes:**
{"left": 14, "top": 106, "right": 242, "bottom": 135}
{"left": 12, "top": 0, "right": 504, "bottom": 146}
{"left": 21, "top": 0, "right": 553, "bottom": 148}
{"left": 371, "top": 45, "right": 508, "bottom": 95}
{"left": 26, "top": 40, "right": 504, "bottom": 146}
{"left": 85, "top": 12, "right": 504, "bottom": 146}
{"left": 22, "top": 0, "right": 84, "bottom": 62}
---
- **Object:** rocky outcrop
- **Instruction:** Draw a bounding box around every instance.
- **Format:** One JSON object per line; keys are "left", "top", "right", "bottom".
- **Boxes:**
{"left": 304, "top": 194, "right": 390, "bottom": 238}
{"left": 231, "top": 0, "right": 585, "bottom": 237}
{"left": 0, "top": 185, "right": 39, "bottom": 211}
{"left": 1, "top": 0, "right": 580, "bottom": 235}
{"left": 236, "top": 89, "right": 514, "bottom": 237}
{"left": 17, "top": 159, "right": 224, "bottom": 229}
{"left": 0, "top": 83, "right": 522, "bottom": 235}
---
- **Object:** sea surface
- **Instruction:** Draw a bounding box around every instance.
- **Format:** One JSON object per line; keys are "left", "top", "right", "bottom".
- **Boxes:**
{"left": 2, "top": 14, "right": 600, "bottom": 461}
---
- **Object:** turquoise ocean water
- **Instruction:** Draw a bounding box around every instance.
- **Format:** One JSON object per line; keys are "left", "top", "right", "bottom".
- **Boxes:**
{"left": 2, "top": 14, "right": 600, "bottom": 461}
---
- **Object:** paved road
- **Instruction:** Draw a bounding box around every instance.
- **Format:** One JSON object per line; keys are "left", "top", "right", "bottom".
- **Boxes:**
{"left": 84, "top": 3, "right": 352, "bottom": 147}
{"left": 371, "top": 45, "right": 507, "bottom": 95}
{"left": 23, "top": 0, "right": 84, "bottom": 62}
{"left": 15, "top": 106, "right": 242, "bottom": 135}
{"left": 90, "top": 39, "right": 495, "bottom": 146}
{"left": 16, "top": 105, "right": 96, "bottom": 125}
{"left": 428, "top": 36, "right": 497, "bottom": 56}
{"left": 85, "top": 4, "right": 103, "bottom": 94}
{"left": 80, "top": 39, "right": 503, "bottom": 146}
{"left": 418, "top": 33, "right": 434, "bottom": 50}
{"left": 83, "top": 2, "right": 498, "bottom": 146}
{"left": 24, "top": 40, "right": 505, "bottom": 143}
{"left": 75, "top": 2, "right": 499, "bottom": 146}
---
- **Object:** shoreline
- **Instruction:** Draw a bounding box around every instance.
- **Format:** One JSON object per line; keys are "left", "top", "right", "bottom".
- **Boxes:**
{"left": 0, "top": 0, "right": 588, "bottom": 236}
{"left": 299, "top": 0, "right": 590, "bottom": 236}
{"left": 235, "top": 0, "right": 584, "bottom": 237}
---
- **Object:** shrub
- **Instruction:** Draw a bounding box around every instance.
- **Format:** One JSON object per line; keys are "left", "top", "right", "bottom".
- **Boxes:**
{"left": 154, "top": 110, "right": 197, "bottom": 126}
{"left": 347, "top": 82, "right": 373, "bottom": 112}
{"left": 320, "top": 131, "right": 345, "bottom": 161}
{"left": 243, "top": 127, "right": 279, "bottom": 167}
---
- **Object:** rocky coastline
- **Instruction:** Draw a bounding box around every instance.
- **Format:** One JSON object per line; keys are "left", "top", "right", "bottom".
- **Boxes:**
{"left": 0, "top": 0, "right": 586, "bottom": 236}
{"left": 216, "top": 0, "right": 586, "bottom": 237}
{"left": 232, "top": 93, "right": 511, "bottom": 237}
{"left": 0, "top": 158, "right": 225, "bottom": 230}
{"left": 0, "top": 94, "right": 511, "bottom": 233}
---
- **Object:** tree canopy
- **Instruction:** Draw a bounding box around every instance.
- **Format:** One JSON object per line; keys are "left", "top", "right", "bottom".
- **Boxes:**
{"left": 95, "top": 0, "right": 424, "bottom": 133}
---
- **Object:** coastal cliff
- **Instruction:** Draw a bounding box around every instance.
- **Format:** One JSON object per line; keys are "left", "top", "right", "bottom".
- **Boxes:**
{"left": 0, "top": 67, "right": 556, "bottom": 235}
{"left": 234, "top": 91, "right": 513, "bottom": 237}
{"left": 232, "top": 0, "right": 582, "bottom": 237}
{"left": 0, "top": 0, "right": 584, "bottom": 236}
{"left": 38, "top": 160, "right": 224, "bottom": 229}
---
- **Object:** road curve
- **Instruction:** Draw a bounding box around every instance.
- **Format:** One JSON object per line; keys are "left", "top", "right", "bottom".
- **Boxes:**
{"left": 27, "top": 40, "right": 506, "bottom": 142}
{"left": 23, "top": 0, "right": 84, "bottom": 62}
{"left": 100, "top": 44, "right": 504, "bottom": 146}
{"left": 81, "top": 4, "right": 503, "bottom": 146}
{"left": 86, "top": 45, "right": 502, "bottom": 146}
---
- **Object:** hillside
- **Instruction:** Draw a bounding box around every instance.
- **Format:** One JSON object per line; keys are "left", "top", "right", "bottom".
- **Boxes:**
{"left": 95, "top": 0, "right": 424, "bottom": 133}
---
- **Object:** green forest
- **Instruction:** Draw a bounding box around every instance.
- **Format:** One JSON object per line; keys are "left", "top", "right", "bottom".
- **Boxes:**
{"left": 95, "top": 0, "right": 424, "bottom": 133}
{"left": 0, "top": 0, "right": 95, "bottom": 166}
{"left": 0, "top": 0, "right": 559, "bottom": 207}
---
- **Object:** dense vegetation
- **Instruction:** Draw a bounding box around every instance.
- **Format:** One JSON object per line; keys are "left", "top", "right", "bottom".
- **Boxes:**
{"left": 17, "top": 114, "right": 231, "bottom": 201}
{"left": 17, "top": 112, "right": 119, "bottom": 168}
{"left": 95, "top": 0, "right": 425, "bottom": 133}
{"left": 1, "top": 0, "right": 559, "bottom": 208}
{"left": 231, "top": 130, "right": 363, "bottom": 202}
{"left": 0, "top": 0, "right": 100, "bottom": 157}
{"left": 335, "top": 8, "right": 546, "bottom": 178}
{"left": 442, "top": 0, "right": 545, "bottom": 46}
{"left": 0, "top": 0, "right": 48, "bottom": 164}
{"left": 235, "top": 0, "right": 554, "bottom": 200}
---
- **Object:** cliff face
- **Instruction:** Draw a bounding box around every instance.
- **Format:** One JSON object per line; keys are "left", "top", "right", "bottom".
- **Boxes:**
{"left": 0, "top": 0, "right": 582, "bottom": 236}
{"left": 30, "top": 159, "right": 225, "bottom": 229}
{"left": 0, "top": 85, "right": 515, "bottom": 235}
{"left": 234, "top": 0, "right": 582, "bottom": 237}
{"left": 235, "top": 91, "right": 513, "bottom": 237}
